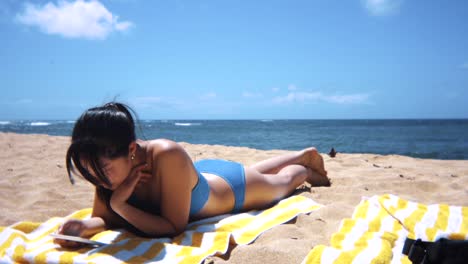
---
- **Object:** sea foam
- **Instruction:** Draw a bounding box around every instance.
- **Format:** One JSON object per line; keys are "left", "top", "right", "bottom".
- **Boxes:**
{"left": 174, "top": 122, "right": 201, "bottom": 126}
{"left": 30, "top": 122, "right": 51, "bottom": 126}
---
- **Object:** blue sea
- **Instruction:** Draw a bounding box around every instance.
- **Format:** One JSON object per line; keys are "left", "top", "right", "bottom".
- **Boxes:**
{"left": 1, "top": 119, "right": 467, "bottom": 160}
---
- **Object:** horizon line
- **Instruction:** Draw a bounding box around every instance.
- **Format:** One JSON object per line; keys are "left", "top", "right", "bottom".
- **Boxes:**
{"left": 1, "top": 118, "right": 468, "bottom": 122}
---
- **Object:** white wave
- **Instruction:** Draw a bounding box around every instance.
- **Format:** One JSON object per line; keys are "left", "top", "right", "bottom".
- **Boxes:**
{"left": 174, "top": 122, "right": 201, "bottom": 126}
{"left": 66, "top": 121, "right": 76, "bottom": 123}
{"left": 0, "top": 121, "right": 11, "bottom": 125}
{"left": 260, "top": 119, "right": 273, "bottom": 122}
{"left": 30, "top": 122, "right": 51, "bottom": 126}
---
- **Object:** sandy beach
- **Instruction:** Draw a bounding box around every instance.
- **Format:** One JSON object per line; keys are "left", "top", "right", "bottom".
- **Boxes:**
{"left": 1, "top": 132, "right": 468, "bottom": 263}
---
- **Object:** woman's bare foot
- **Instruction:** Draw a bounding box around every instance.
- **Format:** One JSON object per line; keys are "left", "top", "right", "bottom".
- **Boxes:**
{"left": 306, "top": 168, "right": 331, "bottom": 186}
{"left": 300, "top": 148, "right": 328, "bottom": 177}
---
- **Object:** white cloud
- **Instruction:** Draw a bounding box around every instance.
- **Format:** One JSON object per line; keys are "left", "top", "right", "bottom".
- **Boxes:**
{"left": 16, "top": 0, "right": 133, "bottom": 40}
{"left": 242, "top": 91, "right": 263, "bottom": 98}
{"left": 272, "top": 87, "right": 280, "bottom": 93}
{"left": 115, "top": 21, "right": 132, "bottom": 31}
{"left": 287, "top": 84, "right": 297, "bottom": 91}
{"left": 273, "top": 92, "right": 322, "bottom": 104}
{"left": 362, "top": 0, "right": 403, "bottom": 16}
{"left": 461, "top": 63, "right": 468, "bottom": 69}
{"left": 200, "top": 92, "right": 217, "bottom": 100}
{"left": 323, "top": 94, "right": 370, "bottom": 104}
{"left": 273, "top": 92, "right": 370, "bottom": 104}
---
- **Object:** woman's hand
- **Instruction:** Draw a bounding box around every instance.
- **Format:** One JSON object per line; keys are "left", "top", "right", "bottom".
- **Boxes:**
{"left": 110, "top": 163, "right": 151, "bottom": 210}
{"left": 54, "top": 219, "right": 86, "bottom": 248}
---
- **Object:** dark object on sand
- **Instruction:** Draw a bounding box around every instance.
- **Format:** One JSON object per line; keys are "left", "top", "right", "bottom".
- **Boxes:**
{"left": 329, "top": 148, "right": 337, "bottom": 158}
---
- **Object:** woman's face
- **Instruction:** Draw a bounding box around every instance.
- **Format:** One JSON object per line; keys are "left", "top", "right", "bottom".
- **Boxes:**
{"left": 99, "top": 156, "right": 132, "bottom": 190}
{"left": 83, "top": 156, "right": 132, "bottom": 190}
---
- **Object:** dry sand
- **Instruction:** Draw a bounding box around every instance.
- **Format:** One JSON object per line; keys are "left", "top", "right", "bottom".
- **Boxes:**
{"left": 1, "top": 132, "right": 468, "bottom": 263}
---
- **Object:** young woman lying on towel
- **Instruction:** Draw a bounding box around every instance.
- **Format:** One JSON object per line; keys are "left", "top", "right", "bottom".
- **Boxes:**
{"left": 55, "top": 102, "right": 330, "bottom": 248}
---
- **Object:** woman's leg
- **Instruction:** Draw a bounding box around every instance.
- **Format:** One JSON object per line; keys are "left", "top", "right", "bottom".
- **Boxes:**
{"left": 243, "top": 164, "right": 312, "bottom": 210}
{"left": 242, "top": 148, "right": 331, "bottom": 211}
{"left": 249, "top": 147, "right": 328, "bottom": 177}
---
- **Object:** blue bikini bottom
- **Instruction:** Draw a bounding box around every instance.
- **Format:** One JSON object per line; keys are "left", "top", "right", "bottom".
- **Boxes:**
{"left": 190, "top": 159, "right": 246, "bottom": 216}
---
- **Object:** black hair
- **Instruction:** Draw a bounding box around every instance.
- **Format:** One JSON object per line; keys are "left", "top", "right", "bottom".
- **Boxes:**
{"left": 66, "top": 102, "right": 137, "bottom": 200}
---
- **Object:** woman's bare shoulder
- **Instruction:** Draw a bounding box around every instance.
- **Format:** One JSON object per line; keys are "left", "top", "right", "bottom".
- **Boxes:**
{"left": 146, "top": 139, "right": 183, "bottom": 154}
{"left": 145, "top": 139, "right": 196, "bottom": 190}
{"left": 144, "top": 140, "right": 188, "bottom": 167}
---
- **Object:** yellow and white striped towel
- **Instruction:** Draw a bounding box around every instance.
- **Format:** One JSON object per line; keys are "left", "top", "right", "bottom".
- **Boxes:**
{"left": 0, "top": 195, "right": 322, "bottom": 264}
{"left": 302, "top": 194, "right": 468, "bottom": 264}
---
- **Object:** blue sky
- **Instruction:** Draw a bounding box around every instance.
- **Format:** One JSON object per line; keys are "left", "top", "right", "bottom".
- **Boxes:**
{"left": 1, "top": 0, "right": 467, "bottom": 120}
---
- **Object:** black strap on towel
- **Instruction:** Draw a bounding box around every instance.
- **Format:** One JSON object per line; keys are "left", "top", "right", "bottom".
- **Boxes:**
{"left": 402, "top": 237, "right": 468, "bottom": 264}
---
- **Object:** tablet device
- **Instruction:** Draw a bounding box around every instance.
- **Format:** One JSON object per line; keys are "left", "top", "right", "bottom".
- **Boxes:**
{"left": 50, "top": 233, "right": 108, "bottom": 247}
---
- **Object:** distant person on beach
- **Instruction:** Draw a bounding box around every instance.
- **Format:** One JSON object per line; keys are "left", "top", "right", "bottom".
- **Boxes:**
{"left": 55, "top": 102, "right": 330, "bottom": 248}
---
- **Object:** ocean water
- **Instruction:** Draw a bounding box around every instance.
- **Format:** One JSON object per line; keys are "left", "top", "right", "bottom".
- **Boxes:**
{"left": 1, "top": 119, "right": 467, "bottom": 160}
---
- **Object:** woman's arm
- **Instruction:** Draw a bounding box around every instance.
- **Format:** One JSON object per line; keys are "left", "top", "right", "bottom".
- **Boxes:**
{"left": 110, "top": 141, "right": 195, "bottom": 237}
{"left": 91, "top": 190, "right": 127, "bottom": 230}
{"left": 55, "top": 191, "right": 112, "bottom": 248}
{"left": 111, "top": 203, "right": 178, "bottom": 236}
{"left": 80, "top": 217, "right": 106, "bottom": 237}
